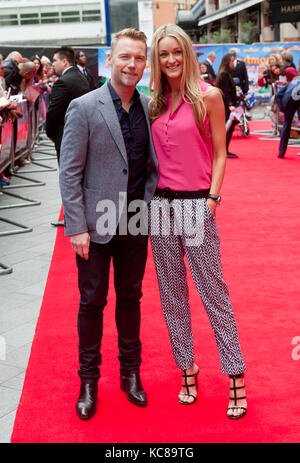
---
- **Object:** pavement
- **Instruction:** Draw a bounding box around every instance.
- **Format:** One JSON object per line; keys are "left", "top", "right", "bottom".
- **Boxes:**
{"left": 0, "top": 132, "right": 61, "bottom": 443}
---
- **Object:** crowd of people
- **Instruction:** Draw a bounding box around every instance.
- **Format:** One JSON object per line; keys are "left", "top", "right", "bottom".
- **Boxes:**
{"left": 0, "top": 48, "right": 98, "bottom": 189}
{"left": 198, "top": 47, "right": 299, "bottom": 158}
{"left": 0, "top": 51, "right": 57, "bottom": 189}
{"left": 257, "top": 50, "right": 297, "bottom": 88}
{"left": 198, "top": 48, "right": 251, "bottom": 158}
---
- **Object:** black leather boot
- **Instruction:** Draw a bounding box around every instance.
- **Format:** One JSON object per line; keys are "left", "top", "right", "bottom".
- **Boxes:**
{"left": 120, "top": 371, "right": 148, "bottom": 407}
{"left": 76, "top": 382, "right": 98, "bottom": 420}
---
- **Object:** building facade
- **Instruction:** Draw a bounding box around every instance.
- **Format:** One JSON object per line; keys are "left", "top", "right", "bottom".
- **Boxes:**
{"left": 177, "top": 0, "right": 300, "bottom": 43}
{"left": 0, "top": 0, "right": 106, "bottom": 45}
{"left": 0, "top": 0, "right": 154, "bottom": 46}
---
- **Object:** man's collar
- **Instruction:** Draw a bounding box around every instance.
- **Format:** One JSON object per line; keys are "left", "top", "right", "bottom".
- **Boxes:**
{"left": 62, "top": 66, "right": 73, "bottom": 76}
{"left": 107, "top": 80, "right": 140, "bottom": 105}
{"left": 76, "top": 64, "right": 84, "bottom": 73}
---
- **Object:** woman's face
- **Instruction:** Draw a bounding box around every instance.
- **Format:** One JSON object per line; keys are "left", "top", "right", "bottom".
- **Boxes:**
{"left": 33, "top": 59, "right": 41, "bottom": 71}
{"left": 271, "top": 65, "right": 280, "bottom": 75}
{"left": 46, "top": 65, "right": 54, "bottom": 77}
{"left": 229, "top": 55, "right": 235, "bottom": 70}
{"left": 158, "top": 36, "right": 183, "bottom": 82}
{"left": 269, "top": 55, "right": 276, "bottom": 66}
{"left": 199, "top": 63, "right": 207, "bottom": 74}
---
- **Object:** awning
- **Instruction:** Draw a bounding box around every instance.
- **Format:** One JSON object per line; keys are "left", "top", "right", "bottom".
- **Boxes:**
{"left": 198, "top": 0, "right": 264, "bottom": 27}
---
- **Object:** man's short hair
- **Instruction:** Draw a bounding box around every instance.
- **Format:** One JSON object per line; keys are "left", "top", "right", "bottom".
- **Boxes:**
{"left": 19, "top": 61, "right": 36, "bottom": 78}
{"left": 54, "top": 47, "right": 75, "bottom": 66}
{"left": 110, "top": 28, "right": 147, "bottom": 55}
{"left": 207, "top": 51, "right": 216, "bottom": 58}
{"left": 75, "top": 50, "right": 85, "bottom": 60}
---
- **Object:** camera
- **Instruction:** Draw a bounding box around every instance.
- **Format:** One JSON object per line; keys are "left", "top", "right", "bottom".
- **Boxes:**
{"left": 263, "top": 69, "right": 272, "bottom": 87}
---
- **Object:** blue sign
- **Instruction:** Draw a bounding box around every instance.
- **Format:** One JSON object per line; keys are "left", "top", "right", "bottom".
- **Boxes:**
{"left": 98, "top": 42, "right": 300, "bottom": 101}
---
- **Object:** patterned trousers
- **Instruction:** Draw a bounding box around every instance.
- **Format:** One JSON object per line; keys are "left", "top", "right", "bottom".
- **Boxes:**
{"left": 149, "top": 196, "right": 246, "bottom": 375}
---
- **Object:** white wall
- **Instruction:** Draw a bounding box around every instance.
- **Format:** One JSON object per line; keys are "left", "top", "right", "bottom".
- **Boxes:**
{"left": 0, "top": 21, "right": 106, "bottom": 44}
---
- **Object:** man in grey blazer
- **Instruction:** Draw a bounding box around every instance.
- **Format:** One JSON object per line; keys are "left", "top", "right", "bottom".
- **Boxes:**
{"left": 59, "top": 28, "right": 158, "bottom": 420}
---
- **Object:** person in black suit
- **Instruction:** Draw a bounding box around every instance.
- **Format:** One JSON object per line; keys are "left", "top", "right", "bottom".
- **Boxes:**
{"left": 46, "top": 46, "right": 89, "bottom": 227}
{"left": 229, "top": 48, "right": 249, "bottom": 95}
{"left": 204, "top": 51, "right": 216, "bottom": 84}
{"left": 46, "top": 46, "right": 90, "bottom": 161}
{"left": 75, "top": 50, "right": 97, "bottom": 91}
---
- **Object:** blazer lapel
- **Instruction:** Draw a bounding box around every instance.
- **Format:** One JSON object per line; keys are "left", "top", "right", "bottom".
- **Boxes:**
{"left": 139, "top": 94, "right": 151, "bottom": 130}
{"left": 98, "top": 84, "right": 128, "bottom": 165}
{"left": 140, "top": 94, "right": 157, "bottom": 164}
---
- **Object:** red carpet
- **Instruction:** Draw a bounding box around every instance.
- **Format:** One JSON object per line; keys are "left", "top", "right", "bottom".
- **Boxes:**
{"left": 11, "top": 121, "right": 300, "bottom": 443}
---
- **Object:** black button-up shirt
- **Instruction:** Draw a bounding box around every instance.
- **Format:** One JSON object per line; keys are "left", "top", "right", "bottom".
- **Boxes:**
{"left": 108, "top": 81, "right": 149, "bottom": 202}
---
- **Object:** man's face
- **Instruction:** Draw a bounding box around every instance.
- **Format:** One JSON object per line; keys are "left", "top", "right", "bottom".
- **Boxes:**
{"left": 109, "top": 38, "right": 147, "bottom": 90}
{"left": 210, "top": 55, "right": 216, "bottom": 63}
{"left": 78, "top": 52, "right": 87, "bottom": 66}
{"left": 52, "top": 53, "right": 67, "bottom": 76}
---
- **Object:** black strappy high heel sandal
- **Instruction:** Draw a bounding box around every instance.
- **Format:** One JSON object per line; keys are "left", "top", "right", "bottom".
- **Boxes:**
{"left": 178, "top": 367, "right": 199, "bottom": 405}
{"left": 227, "top": 373, "right": 247, "bottom": 420}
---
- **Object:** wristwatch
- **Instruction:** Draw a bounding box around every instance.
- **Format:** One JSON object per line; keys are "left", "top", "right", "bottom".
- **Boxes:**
{"left": 207, "top": 194, "right": 221, "bottom": 204}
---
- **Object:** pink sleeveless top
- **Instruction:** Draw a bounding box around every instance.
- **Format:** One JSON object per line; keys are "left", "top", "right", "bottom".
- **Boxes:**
{"left": 151, "top": 80, "right": 213, "bottom": 191}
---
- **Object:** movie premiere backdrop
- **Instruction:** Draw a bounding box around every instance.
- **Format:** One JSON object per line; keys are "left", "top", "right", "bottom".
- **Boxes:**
{"left": 98, "top": 42, "right": 300, "bottom": 104}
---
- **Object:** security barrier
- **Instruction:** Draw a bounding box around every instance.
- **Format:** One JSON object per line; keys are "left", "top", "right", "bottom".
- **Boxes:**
{"left": 0, "top": 94, "right": 55, "bottom": 275}
{"left": 0, "top": 96, "right": 44, "bottom": 173}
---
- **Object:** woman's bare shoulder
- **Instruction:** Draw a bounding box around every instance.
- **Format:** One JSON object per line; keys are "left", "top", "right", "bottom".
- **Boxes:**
{"left": 203, "top": 86, "right": 223, "bottom": 111}
{"left": 203, "top": 85, "right": 221, "bottom": 100}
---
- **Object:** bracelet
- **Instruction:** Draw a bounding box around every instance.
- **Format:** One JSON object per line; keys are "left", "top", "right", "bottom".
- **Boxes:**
{"left": 207, "top": 193, "right": 221, "bottom": 204}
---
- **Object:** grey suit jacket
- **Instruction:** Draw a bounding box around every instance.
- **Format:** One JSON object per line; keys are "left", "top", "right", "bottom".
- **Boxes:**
{"left": 59, "top": 82, "right": 158, "bottom": 243}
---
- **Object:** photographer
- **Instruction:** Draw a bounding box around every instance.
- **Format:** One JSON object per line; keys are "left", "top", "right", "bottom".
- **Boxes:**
{"left": 258, "top": 64, "right": 283, "bottom": 89}
{"left": 257, "top": 63, "right": 284, "bottom": 136}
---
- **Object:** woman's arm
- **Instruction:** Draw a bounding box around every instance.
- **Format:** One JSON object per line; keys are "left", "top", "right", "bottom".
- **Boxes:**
{"left": 204, "top": 86, "right": 227, "bottom": 214}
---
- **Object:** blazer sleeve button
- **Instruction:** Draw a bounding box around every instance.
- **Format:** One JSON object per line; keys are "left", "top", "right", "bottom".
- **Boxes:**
{"left": 123, "top": 169, "right": 127, "bottom": 174}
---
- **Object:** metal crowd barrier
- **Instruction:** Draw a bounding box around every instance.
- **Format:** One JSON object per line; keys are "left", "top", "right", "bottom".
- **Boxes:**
{"left": 0, "top": 94, "right": 56, "bottom": 275}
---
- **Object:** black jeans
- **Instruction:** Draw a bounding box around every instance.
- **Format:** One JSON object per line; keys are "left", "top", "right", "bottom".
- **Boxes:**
{"left": 76, "top": 233, "right": 148, "bottom": 383}
{"left": 279, "top": 100, "right": 300, "bottom": 157}
{"left": 226, "top": 115, "right": 239, "bottom": 153}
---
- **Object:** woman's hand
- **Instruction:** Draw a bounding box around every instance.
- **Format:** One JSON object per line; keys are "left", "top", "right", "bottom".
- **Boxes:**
{"left": 206, "top": 198, "right": 217, "bottom": 216}
{"left": 229, "top": 105, "right": 236, "bottom": 112}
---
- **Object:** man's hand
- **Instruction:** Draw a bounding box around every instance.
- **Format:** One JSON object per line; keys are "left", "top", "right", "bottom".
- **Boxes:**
{"left": 70, "top": 232, "right": 90, "bottom": 260}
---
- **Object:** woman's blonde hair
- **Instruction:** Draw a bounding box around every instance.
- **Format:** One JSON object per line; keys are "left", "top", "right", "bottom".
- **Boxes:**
{"left": 149, "top": 24, "right": 206, "bottom": 133}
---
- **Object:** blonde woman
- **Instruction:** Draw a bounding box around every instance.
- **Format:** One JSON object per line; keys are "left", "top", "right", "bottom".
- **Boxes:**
{"left": 149, "top": 24, "right": 247, "bottom": 419}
